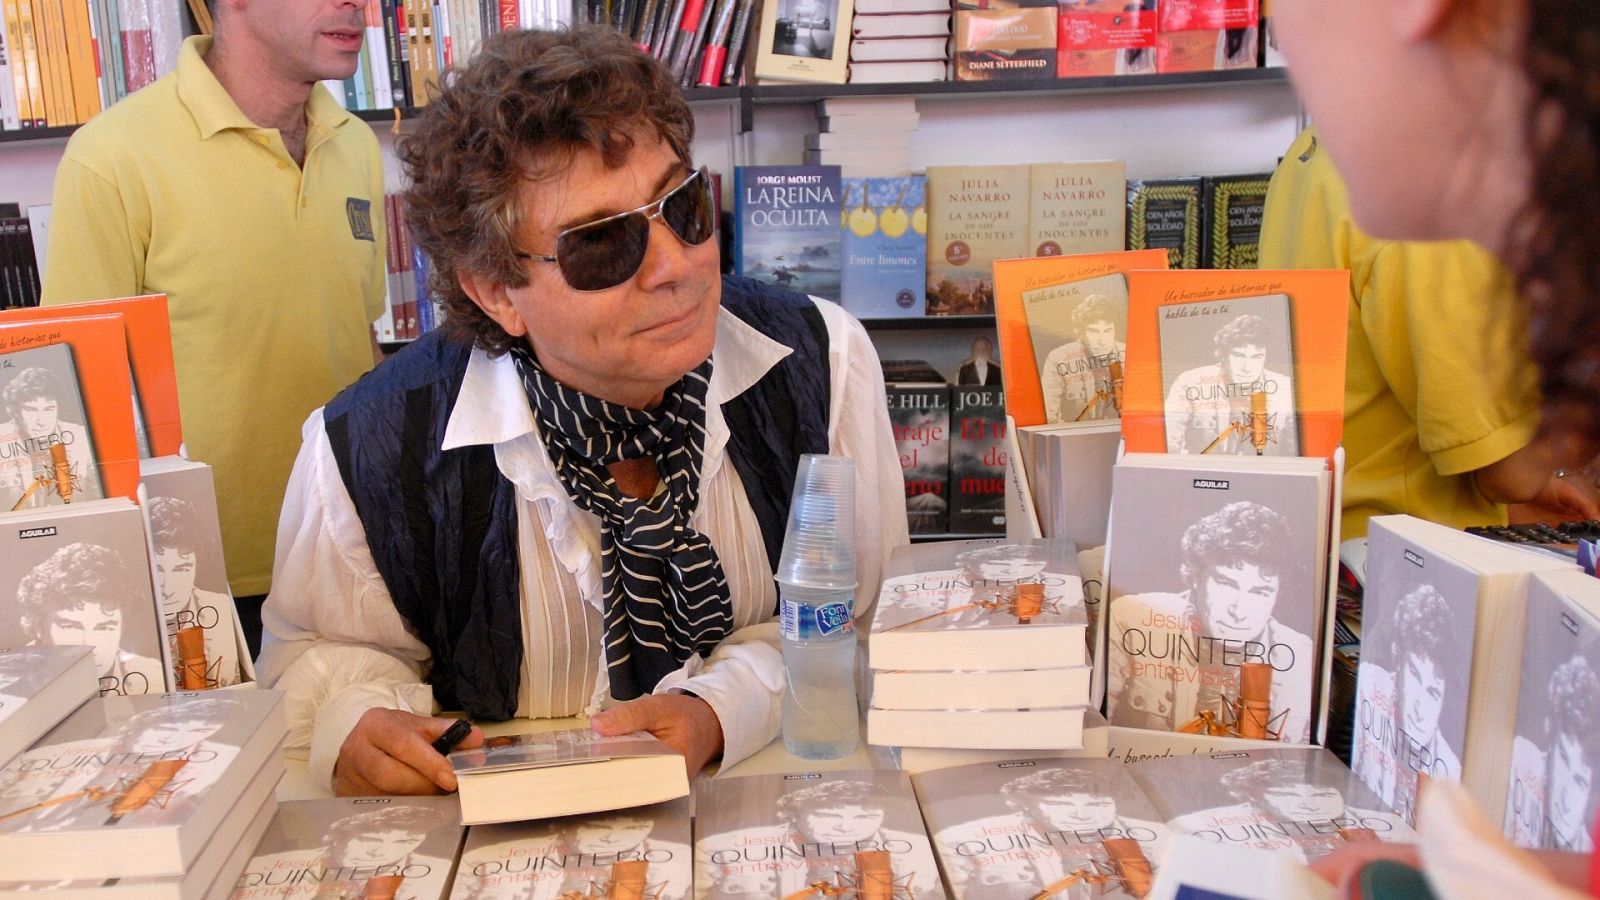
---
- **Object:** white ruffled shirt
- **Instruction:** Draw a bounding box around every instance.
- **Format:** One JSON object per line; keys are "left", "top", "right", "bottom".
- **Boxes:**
{"left": 255, "top": 301, "right": 908, "bottom": 790}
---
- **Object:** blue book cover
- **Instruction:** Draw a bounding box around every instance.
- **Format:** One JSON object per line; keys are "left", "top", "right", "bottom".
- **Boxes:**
{"left": 734, "top": 165, "right": 843, "bottom": 300}
{"left": 840, "top": 176, "right": 927, "bottom": 319}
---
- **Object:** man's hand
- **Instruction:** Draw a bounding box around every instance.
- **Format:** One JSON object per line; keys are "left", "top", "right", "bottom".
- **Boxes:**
{"left": 589, "top": 693, "right": 725, "bottom": 777}
{"left": 334, "top": 708, "right": 485, "bottom": 796}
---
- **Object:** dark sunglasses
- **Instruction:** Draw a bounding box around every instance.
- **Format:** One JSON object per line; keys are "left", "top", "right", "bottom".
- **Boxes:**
{"left": 514, "top": 167, "right": 717, "bottom": 292}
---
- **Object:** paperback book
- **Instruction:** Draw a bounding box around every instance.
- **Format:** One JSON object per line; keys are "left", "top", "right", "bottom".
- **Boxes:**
{"left": 0, "top": 646, "right": 94, "bottom": 767}
{"left": 0, "top": 690, "right": 286, "bottom": 881}
{"left": 754, "top": 0, "right": 855, "bottom": 84}
{"left": 1504, "top": 570, "right": 1600, "bottom": 852}
{"left": 949, "top": 385, "right": 1006, "bottom": 535}
{"left": 453, "top": 797, "right": 690, "bottom": 900}
{"left": 733, "top": 166, "right": 843, "bottom": 300}
{"left": 887, "top": 384, "right": 950, "bottom": 536}
{"left": 925, "top": 165, "right": 1030, "bottom": 316}
{"left": 869, "top": 538, "right": 1086, "bottom": 671}
{"left": 1023, "top": 272, "right": 1129, "bottom": 425}
{"left": 1154, "top": 0, "right": 1259, "bottom": 73}
{"left": 1028, "top": 161, "right": 1128, "bottom": 257}
{"left": 233, "top": 796, "right": 464, "bottom": 900}
{"left": 1020, "top": 421, "right": 1120, "bottom": 549}
{"left": 1352, "top": 516, "right": 1574, "bottom": 827}
{"left": 1202, "top": 174, "right": 1272, "bottom": 269}
{"left": 868, "top": 707, "right": 1089, "bottom": 750}
{"left": 993, "top": 249, "right": 1167, "bottom": 428}
{"left": 1056, "top": 0, "right": 1157, "bottom": 78}
{"left": 447, "top": 729, "right": 690, "bottom": 826}
{"left": 1104, "top": 455, "right": 1331, "bottom": 744}
{"left": 1121, "top": 269, "right": 1350, "bottom": 460}
{"left": 1127, "top": 178, "right": 1203, "bottom": 269}
{"left": 915, "top": 757, "right": 1169, "bottom": 899}
{"left": 839, "top": 175, "right": 927, "bottom": 318}
{"left": 1133, "top": 748, "right": 1413, "bottom": 865}
{"left": 693, "top": 770, "right": 945, "bottom": 899}
{"left": 0, "top": 497, "right": 165, "bottom": 696}
{"left": 953, "top": 2, "right": 1056, "bottom": 82}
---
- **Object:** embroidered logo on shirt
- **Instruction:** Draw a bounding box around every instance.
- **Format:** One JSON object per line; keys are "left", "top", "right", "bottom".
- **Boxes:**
{"left": 346, "top": 198, "right": 375, "bottom": 242}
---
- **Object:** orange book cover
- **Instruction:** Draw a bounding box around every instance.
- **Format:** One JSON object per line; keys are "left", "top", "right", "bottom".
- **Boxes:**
{"left": 2, "top": 0, "right": 34, "bottom": 126}
{"left": 1, "top": 295, "right": 183, "bottom": 458}
{"left": 0, "top": 314, "right": 141, "bottom": 506}
{"left": 59, "top": 0, "right": 100, "bottom": 123}
{"left": 1121, "top": 268, "right": 1350, "bottom": 459}
{"left": 994, "top": 249, "right": 1168, "bottom": 427}
{"left": 13, "top": 0, "right": 43, "bottom": 127}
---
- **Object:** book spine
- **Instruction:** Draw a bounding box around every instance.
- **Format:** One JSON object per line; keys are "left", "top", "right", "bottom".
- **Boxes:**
{"left": 654, "top": 0, "right": 685, "bottom": 60}
{"left": 40, "top": 0, "right": 71, "bottom": 125}
{"left": 366, "top": 0, "right": 392, "bottom": 107}
{"left": 633, "top": 0, "right": 661, "bottom": 51}
{"left": 119, "top": 0, "right": 156, "bottom": 93}
{"left": 12, "top": 0, "right": 39, "bottom": 125}
{"left": 721, "top": 0, "right": 753, "bottom": 85}
{"left": 85, "top": 0, "right": 111, "bottom": 111}
{"left": 0, "top": 0, "right": 17, "bottom": 129}
{"left": 102, "top": 0, "right": 123, "bottom": 102}
{"left": 666, "top": 0, "right": 707, "bottom": 79}
{"left": 694, "top": 0, "right": 735, "bottom": 84}
{"left": 381, "top": 0, "right": 407, "bottom": 106}
{"left": 499, "top": 0, "right": 517, "bottom": 31}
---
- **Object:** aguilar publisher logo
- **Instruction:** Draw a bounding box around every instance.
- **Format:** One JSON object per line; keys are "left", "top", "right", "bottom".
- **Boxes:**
{"left": 1404, "top": 549, "right": 1425, "bottom": 569}
{"left": 18, "top": 526, "right": 56, "bottom": 539}
{"left": 1193, "top": 478, "right": 1230, "bottom": 490}
{"left": 346, "top": 198, "right": 376, "bottom": 242}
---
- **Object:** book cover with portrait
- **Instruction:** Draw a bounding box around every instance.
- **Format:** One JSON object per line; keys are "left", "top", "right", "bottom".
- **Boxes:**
{"left": 914, "top": 757, "right": 1168, "bottom": 899}
{"left": 139, "top": 457, "right": 242, "bottom": 690}
{"left": 840, "top": 175, "right": 927, "bottom": 319}
{"left": 1504, "top": 569, "right": 1600, "bottom": 853}
{"left": 1131, "top": 748, "right": 1413, "bottom": 865}
{"left": 993, "top": 249, "right": 1167, "bottom": 428}
{"left": 693, "top": 769, "right": 944, "bottom": 900}
{"left": 0, "top": 344, "right": 103, "bottom": 512}
{"left": 734, "top": 167, "right": 844, "bottom": 301}
{"left": 0, "top": 498, "right": 166, "bottom": 697}
{"left": 452, "top": 797, "right": 689, "bottom": 900}
{"left": 0, "top": 316, "right": 141, "bottom": 506}
{"left": 925, "top": 165, "right": 1030, "bottom": 317}
{"left": 235, "top": 796, "right": 464, "bottom": 900}
{"left": 1156, "top": 293, "right": 1300, "bottom": 457}
{"left": 1023, "top": 272, "right": 1130, "bottom": 425}
{"left": 870, "top": 538, "right": 1086, "bottom": 672}
{"left": 1352, "top": 516, "right": 1572, "bottom": 828}
{"left": 1104, "top": 456, "right": 1328, "bottom": 744}
{"left": 1122, "top": 269, "right": 1349, "bottom": 460}
{"left": 0, "top": 691, "right": 285, "bottom": 881}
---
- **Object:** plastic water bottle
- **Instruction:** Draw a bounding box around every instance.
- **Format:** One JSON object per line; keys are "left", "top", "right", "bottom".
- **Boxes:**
{"left": 777, "top": 455, "right": 860, "bottom": 759}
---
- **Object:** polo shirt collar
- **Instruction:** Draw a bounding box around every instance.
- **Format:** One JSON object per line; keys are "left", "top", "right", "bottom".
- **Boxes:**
{"left": 441, "top": 305, "right": 794, "bottom": 451}
{"left": 176, "top": 35, "right": 352, "bottom": 140}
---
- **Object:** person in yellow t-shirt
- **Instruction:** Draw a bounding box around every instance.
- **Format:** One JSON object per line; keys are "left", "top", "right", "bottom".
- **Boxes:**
{"left": 1259, "top": 127, "right": 1598, "bottom": 541}
{"left": 40, "top": 0, "right": 387, "bottom": 628}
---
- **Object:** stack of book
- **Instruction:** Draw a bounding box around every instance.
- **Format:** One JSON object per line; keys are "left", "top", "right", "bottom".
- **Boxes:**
{"left": 0, "top": 690, "right": 287, "bottom": 899}
{"left": 808, "top": 97, "right": 918, "bottom": 176}
{"left": 867, "top": 538, "right": 1092, "bottom": 751}
{"left": 847, "top": 0, "right": 951, "bottom": 84}
{"left": 848, "top": 0, "right": 952, "bottom": 83}
{"left": 0, "top": 205, "right": 40, "bottom": 309}
{"left": 0, "top": 646, "right": 96, "bottom": 766}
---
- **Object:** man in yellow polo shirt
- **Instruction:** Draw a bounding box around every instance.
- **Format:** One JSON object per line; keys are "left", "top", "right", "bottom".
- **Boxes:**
{"left": 41, "top": 0, "right": 386, "bottom": 633}
{"left": 1260, "top": 127, "right": 1598, "bottom": 541}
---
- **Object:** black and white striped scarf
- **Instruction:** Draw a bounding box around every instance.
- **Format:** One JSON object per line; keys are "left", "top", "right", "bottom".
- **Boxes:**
{"left": 509, "top": 345, "right": 734, "bottom": 701}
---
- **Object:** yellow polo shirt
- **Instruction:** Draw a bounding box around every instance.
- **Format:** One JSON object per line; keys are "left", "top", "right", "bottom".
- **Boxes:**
{"left": 1260, "top": 128, "right": 1541, "bottom": 540}
{"left": 43, "top": 36, "right": 387, "bottom": 595}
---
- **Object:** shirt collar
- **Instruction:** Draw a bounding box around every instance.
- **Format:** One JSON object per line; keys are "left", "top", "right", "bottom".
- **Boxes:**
{"left": 177, "top": 35, "right": 352, "bottom": 140}
{"left": 441, "top": 305, "right": 794, "bottom": 451}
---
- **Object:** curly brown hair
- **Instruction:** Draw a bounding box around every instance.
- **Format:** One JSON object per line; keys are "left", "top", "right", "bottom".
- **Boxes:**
{"left": 397, "top": 26, "right": 696, "bottom": 356}
{"left": 1514, "top": 2, "right": 1600, "bottom": 416}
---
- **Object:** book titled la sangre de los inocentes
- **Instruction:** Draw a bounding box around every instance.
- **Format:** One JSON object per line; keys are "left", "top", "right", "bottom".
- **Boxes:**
{"left": 914, "top": 756, "right": 1169, "bottom": 899}
{"left": 694, "top": 769, "right": 945, "bottom": 899}
{"left": 0, "top": 690, "right": 286, "bottom": 882}
{"left": 232, "top": 795, "right": 464, "bottom": 900}
{"left": 454, "top": 796, "right": 690, "bottom": 900}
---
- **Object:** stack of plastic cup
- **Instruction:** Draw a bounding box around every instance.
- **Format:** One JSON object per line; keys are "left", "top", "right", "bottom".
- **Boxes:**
{"left": 777, "top": 454, "right": 859, "bottom": 759}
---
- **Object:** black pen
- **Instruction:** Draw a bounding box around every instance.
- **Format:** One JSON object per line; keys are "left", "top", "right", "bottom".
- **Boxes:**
{"left": 431, "top": 718, "right": 473, "bottom": 756}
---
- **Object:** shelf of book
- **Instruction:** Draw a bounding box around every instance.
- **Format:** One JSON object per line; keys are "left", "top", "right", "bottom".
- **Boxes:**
{"left": 860, "top": 315, "right": 994, "bottom": 332}
{"left": 910, "top": 532, "right": 1001, "bottom": 543}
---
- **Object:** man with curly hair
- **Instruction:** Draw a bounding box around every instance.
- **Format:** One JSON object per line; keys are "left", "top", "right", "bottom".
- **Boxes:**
{"left": 1352, "top": 584, "right": 1461, "bottom": 821}
{"left": 0, "top": 366, "right": 100, "bottom": 510}
{"left": 256, "top": 26, "right": 905, "bottom": 796}
{"left": 1162, "top": 312, "right": 1299, "bottom": 455}
{"left": 1108, "top": 501, "right": 1314, "bottom": 741}
{"left": 1040, "top": 292, "right": 1126, "bottom": 424}
{"left": 1508, "top": 654, "right": 1600, "bottom": 852}
{"left": 16, "top": 542, "right": 162, "bottom": 696}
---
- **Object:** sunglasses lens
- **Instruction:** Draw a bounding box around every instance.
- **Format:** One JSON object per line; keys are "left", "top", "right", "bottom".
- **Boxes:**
{"left": 662, "top": 170, "right": 716, "bottom": 247}
{"left": 555, "top": 212, "right": 650, "bottom": 291}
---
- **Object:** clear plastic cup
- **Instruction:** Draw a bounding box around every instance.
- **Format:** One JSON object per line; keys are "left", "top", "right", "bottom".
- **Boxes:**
{"left": 777, "top": 454, "right": 857, "bottom": 591}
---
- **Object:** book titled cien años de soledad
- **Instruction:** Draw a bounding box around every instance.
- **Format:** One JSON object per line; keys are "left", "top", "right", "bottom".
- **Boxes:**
{"left": 0, "top": 646, "right": 94, "bottom": 767}
{"left": 1504, "top": 569, "right": 1600, "bottom": 853}
{"left": 0, "top": 497, "right": 167, "bottom": 696}
{"left": 693, "top": 769, "right": 945, "bottom": 899}
{"left": 1352, "top": 515, "right": 1573, "bottom": 828}
{"left": 1105, "top": 454, "right": 1331, "bottom": 745}
{"left": 0, "top": 690, "right": 286, "bottom": 882}
{"left": 914, "top": 757, "right": 1169, "bottom": 899}
{"left": 233, "top": 796, "right": 465, "bottom": 900}
{"left": 453, "top": 797, "right": 690, "bottom": 900}
{"left": 447, "top": 729, "right": 689, "bottom": 826}
{"left": 1132, "top": 747, "right": 1414, "bottom": 865}
{"left": 1121, "top": 269, "right": 1350, "bottom": 461}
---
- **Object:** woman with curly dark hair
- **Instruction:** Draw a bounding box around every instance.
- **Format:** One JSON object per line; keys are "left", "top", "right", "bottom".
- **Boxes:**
{"left": 1272, "top": 1, "right": 1600, "bottom": 893}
